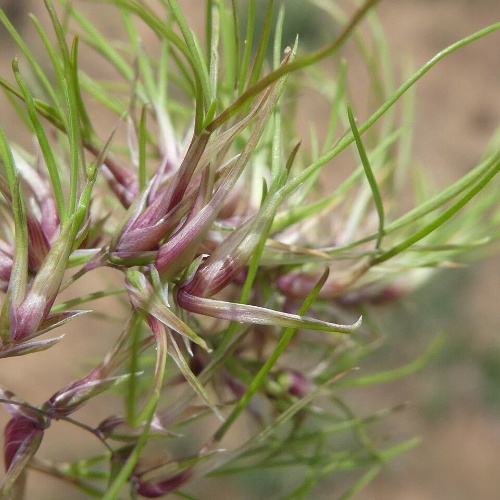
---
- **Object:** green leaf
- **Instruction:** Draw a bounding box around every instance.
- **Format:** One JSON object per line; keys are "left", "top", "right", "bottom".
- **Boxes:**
{"left": 12, "top": 59, "right": 66, "bottom": 223}
{"left": 248, "top": 0, "right": 275, "bottom": 87}
{"left": 0, "top": 9, "right": 62, "bottom": 118}
{"left": 282, "top": 21, "right": 500, "bottom": 200}
{"left": 213, "top": 269, "right": 350, "bottom": 442}
{"left": 209, "top": 0, "right": 381, "bottom": 131}
{"left": 167, "top": 0, "right": 211, "bottom": 131}
{"left": 0, "top": 131, "right": 28, "bottom": 313}
{"left": 347, "top": 104, "right": 385, "bottom": 249}
{"left": 336, "top": 334, "right": 445, "bottom": 388}
{"left": 373, "top": 153, "right": 500, "bottom": 265}
{"left": 238, "top": 0, "right": 256, "bottom": 95}
{"left": 166, "top": 330, "right": 224, "bottom": 422}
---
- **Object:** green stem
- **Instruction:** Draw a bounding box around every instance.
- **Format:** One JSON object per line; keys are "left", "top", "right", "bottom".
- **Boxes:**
{"left": 214, "top": 270, "right": 330, "bottom": 442}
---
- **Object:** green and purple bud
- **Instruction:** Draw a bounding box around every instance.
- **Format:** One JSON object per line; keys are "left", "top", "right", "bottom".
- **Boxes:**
{"left": 96, "top": 414, "right": 175, "bottom": 442}
{"left": 0, "top": 243, "right": 13, "bottom": 292}
{"left": 9, "top": 219, "right": 77, "bottom": 342}
{"left": 44, "top": 371, "right": 132, "bottom": 419}
{"left": 86, "top": 142, "right": 139, "bottom": 209}
{"left": 275, "top": 369, "right": 311, "bottom": 399}
{"left": 134, "top": 469, "right": 193, "bottom": 498}
{"left": 1, "top": 389, "right": 48, "bottom": 496}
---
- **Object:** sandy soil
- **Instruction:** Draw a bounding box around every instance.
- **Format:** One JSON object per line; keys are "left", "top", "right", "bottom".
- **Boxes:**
{"left": 359, "top": 1, "right": 500, "bottom": 498}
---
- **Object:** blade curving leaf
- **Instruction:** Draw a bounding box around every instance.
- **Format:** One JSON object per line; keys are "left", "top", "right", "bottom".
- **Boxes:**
{"left": 126, "top": 270, "right": 211, "bottom": 352}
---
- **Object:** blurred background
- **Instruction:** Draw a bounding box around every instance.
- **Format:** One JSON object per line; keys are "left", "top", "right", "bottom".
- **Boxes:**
{"left": 0, "top": 0, "right": 499, "bottom": 498}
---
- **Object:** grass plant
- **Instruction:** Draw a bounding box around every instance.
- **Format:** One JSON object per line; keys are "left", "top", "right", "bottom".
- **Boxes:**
{"left": 0, "top": 1, "right": 498, "bottom": 498}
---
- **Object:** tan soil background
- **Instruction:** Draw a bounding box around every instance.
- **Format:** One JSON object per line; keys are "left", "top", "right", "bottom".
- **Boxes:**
{"left": 0, "top": 1, "right": 499, "bottom": 499}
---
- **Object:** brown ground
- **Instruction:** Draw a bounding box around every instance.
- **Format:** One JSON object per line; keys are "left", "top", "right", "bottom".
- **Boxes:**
{"left": 357, "top": 1, "right": 500, "bottom": 499}
{"left": 0, "top": 1, "right": 499, "bottom": 499}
